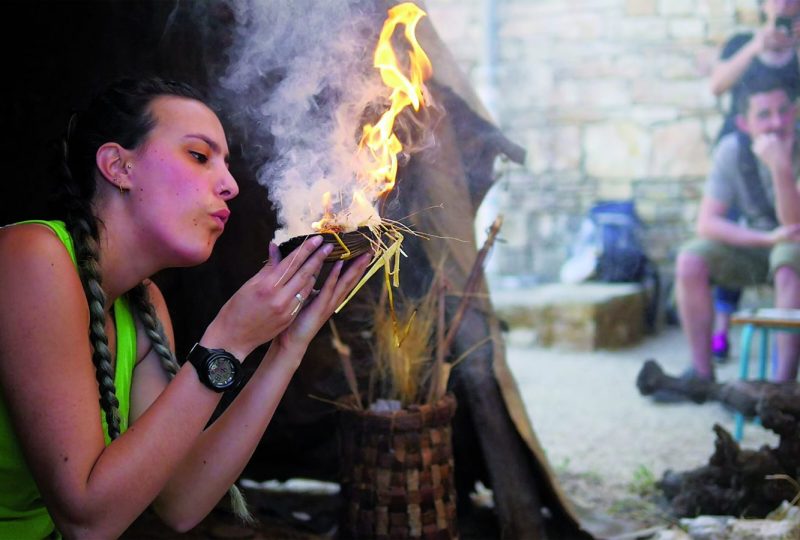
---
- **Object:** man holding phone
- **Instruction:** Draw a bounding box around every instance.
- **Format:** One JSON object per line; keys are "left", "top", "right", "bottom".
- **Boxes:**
{"left": 711, "top": 0, "right": 800, "bottom": 142}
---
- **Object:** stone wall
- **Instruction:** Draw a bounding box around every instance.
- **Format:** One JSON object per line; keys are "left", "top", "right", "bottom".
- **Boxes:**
{"left": 424, "top": 0, "right": 762, "bottom": 286}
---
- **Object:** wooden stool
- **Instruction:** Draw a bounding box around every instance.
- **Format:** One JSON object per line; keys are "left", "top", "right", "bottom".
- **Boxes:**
{"left": 729, "top": 308, "right": 800, "bottom": 440}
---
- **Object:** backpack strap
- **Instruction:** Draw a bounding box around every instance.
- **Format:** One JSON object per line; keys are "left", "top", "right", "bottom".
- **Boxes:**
{"left": 736, "top": 131, "right": 775, "bottom": 220}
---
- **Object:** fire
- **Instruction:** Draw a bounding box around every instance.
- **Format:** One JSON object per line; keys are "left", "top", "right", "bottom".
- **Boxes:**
{"left": 313, "top": 1, "right": 432, "bottom": 233}
{"left": 359, "top": 2, "right": 432, "bottom": 196}
{"left": 311, "top": 192, "right": 337, "bottom": 232}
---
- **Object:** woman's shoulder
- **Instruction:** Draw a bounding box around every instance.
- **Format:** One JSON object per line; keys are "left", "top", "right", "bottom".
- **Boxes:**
{"left": 0, "top": 221, "right": 71, "bottom": 256}
{"left": 0, "top": 222, "right": 79, "bottom": 285}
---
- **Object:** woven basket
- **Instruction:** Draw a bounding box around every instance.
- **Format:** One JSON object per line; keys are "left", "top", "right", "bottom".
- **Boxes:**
{"left": 338, "top": 393, "right": 458, "bottom": 540}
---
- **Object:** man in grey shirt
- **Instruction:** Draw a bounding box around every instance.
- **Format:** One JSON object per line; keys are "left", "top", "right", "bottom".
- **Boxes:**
{"left": 672, "top": 75, "right": 800, "bottom": 391}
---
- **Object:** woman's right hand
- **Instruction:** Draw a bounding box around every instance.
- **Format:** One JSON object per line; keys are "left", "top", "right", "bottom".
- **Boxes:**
{"left": 200, "top": 236, "right": 334, "bottom": 360}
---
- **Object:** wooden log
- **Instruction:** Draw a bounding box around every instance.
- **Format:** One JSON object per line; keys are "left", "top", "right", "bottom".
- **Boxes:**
{"left": 636, "top": 358, "right": 800, "bottom": 417}
{"left": 637, "top": 359, "right": 800, "bottom": 518}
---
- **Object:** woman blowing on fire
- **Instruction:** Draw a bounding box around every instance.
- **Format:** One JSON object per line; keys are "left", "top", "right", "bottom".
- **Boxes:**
{"left": 0, "top": 77, "right": 370, "bottom": 539}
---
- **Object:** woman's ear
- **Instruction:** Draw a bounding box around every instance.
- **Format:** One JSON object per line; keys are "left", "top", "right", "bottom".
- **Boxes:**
{"left": 96, "top": 143, "right": 132, "bottom": 192}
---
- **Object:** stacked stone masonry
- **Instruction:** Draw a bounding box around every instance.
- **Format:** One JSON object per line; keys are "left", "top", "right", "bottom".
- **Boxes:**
{"left": 425, "top": 0, "right": 759, "bottom": 285}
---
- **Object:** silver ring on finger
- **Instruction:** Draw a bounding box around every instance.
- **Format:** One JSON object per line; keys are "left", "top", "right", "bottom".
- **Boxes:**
{"left": 291, "top": 301, "right": 302, "bottom": 316}
{"left": 291, "top": 292, "right": 305, "bottom": 316}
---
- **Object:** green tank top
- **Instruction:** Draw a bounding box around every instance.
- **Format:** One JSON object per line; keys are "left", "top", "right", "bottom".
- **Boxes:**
{"left": 0, "top": 220, "right": 137, "bottom": 539}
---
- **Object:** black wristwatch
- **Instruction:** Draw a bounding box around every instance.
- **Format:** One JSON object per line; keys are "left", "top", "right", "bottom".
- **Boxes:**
{"left": 186, "top": 343, "right": 241, "bottom": 392}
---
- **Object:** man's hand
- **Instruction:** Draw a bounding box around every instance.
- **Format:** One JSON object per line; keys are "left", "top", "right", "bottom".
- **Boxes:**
{"left": 752, "top": 131, "right": 794, "bottom": 174}
{"left": 753, "top": 24, "right": 796, "bottom": 52}
{"left": 770, "top": 223, "right": 800, "bottom": 245}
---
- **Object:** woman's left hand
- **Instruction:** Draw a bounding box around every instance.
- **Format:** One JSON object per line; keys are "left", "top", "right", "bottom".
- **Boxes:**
{"left": 273, "top": 252, "right": 372, "bottom": 355}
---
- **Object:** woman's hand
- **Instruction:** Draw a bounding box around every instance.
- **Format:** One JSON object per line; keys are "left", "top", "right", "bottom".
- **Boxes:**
{"left": 201, "top": 236, "right": 334, "bottom": 360}
{"left": 273, "top": 252, "right": 372, "bottom": 356}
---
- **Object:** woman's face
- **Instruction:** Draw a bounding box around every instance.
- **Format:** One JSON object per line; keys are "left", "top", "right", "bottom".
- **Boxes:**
{"left": 127, "top": 95, "right": 239, "bottom": 267}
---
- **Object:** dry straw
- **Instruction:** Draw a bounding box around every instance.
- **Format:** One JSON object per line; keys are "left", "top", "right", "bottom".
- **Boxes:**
{"left": 332, "top": 215, "right": 504, "bottom": 410}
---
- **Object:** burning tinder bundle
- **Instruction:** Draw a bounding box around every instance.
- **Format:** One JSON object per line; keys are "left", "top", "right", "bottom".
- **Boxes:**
{"left": 275, "top": 2, "right": 442, "bottom": 311}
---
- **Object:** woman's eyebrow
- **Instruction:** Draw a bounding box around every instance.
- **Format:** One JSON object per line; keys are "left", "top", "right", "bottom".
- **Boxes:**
{"left": 184, "top": 134, "right": 230, "bottom": 162}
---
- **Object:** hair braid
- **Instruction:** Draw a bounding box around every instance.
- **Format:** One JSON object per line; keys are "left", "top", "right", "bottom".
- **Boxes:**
{"left": 127, "top": 283, "right": 179, "bottom": 378}
{"left": 67, "top": 197, "right": 122, "bottom": 440}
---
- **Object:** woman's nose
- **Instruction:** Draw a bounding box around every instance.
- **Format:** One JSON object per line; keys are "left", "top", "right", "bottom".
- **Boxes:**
{"left": 218, "top": 168, "right": 239, "bottom": 200}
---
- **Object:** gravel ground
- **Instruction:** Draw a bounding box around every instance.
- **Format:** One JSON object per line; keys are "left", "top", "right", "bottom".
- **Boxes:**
{"left": 504, "top": 325, "right": 780, "bottom": 529}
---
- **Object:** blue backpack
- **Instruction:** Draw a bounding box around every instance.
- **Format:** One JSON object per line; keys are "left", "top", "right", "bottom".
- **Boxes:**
{"left": 589, "top": 200, "right": 660, "bottom": 331}
{"left": 590, "top": 200, "right": 648, "bottom": 283}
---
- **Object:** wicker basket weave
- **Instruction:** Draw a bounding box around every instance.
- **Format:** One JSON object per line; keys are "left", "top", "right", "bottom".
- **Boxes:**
{"left": 338, "top": 393, "right": 458, "bottom": 540}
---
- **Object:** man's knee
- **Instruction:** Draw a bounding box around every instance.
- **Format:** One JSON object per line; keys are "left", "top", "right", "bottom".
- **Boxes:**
{"left": 774, "top": 264, "right": 800, "bottom": 290}
{"left": 676, "top": 251, "right": 709, "bottom": 284}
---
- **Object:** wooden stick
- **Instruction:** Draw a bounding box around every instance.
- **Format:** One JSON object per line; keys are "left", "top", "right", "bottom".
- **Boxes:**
{"left": 329, "top": 319, "right": 363, "bottom": 410}
{"left": 426, "top": 276, "right": 448, "bottom": 404}
{"left": 442, "top": 215, "right": 503, "bottom": 356}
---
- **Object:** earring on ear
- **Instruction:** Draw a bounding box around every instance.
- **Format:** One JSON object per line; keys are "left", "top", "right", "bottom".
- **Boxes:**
{"left": 114, "top": 178, "right": 128, "bottom": 194}
{"left": 125, "top": 162, "right": 133, "bottom": 170}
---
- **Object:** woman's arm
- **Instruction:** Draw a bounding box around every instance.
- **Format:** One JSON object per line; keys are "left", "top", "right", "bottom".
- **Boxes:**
{"left": 0, "top": 226, "right": 347, "bottom": 538}
{"left": 150, "top": 253, "right": 371, "bottom": 530}
{"left": 0, "top": 226, "right": 224, "bottom": 539}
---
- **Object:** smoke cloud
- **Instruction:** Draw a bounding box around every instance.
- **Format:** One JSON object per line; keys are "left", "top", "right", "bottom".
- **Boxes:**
{"left": 215, "top": 0, "right": 401, "bottom": 243}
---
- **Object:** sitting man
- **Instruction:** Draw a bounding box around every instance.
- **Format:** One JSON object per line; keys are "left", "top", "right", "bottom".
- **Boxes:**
{"left": 668, "top": 74, "right": 800, "bottom": 396}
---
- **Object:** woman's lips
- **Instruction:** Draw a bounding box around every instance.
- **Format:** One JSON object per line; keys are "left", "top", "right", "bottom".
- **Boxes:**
{"left": 211, "top": 209, "right": 231, "bottom": 228}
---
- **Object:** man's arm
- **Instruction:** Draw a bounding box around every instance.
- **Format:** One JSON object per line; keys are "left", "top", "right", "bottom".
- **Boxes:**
{"left": 696, "top": 196, "right": 774, "bottom": 247}
{"left": 753, "top": 132, "right": 800, "bottom": 225}
{"left": 710, "top": 35, "right": 762, "bottom": 96}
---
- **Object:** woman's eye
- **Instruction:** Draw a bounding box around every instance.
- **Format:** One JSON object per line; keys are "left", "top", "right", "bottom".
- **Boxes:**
{"left": 189, "top": 151, "right": 208, "bottom": 164}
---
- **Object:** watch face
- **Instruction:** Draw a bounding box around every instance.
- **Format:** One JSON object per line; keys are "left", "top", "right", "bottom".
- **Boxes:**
{"left": 207, "top": 356, "right": 235, "bottom": 388}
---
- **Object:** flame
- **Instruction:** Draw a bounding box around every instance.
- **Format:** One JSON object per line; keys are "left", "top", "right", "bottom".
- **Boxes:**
{"left": 360, "top": 2, "right": 431, "bottom": 197}
{"left": 313, "top": 2, "right": 432, "bottom": 233}
{"left": 311, "top": 191, "right": 336, "bottom": 232}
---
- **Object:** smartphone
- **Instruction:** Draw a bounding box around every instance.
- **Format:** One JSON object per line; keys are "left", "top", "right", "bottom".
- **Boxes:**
{"left": 776, "top": 15, "right": 794, "bottom": 36}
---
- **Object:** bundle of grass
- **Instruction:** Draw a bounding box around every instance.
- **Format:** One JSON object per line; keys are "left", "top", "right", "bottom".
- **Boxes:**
{"left": 367, "top": 274, "right": 441, "bottom": 408}
{"left": 331, "top": 215, "right": 503, "bottom": 411}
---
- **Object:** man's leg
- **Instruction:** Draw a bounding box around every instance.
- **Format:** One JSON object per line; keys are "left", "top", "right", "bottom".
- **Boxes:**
{"left": 712, "top": 286, "right": 742, "bottom": 361}
{"left": 676, "top": 251, "right": 715, "bottom": 380}
{"left": 774, "top": 265, "right": 800, "bottom": 381}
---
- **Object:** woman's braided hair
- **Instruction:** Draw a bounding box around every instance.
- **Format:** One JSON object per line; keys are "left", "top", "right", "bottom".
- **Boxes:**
{"left": 56, "top": 77, "right": 199, "bottom": 438}
{"left": 54, "top": 77, "right": 251, "bottom": 520}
